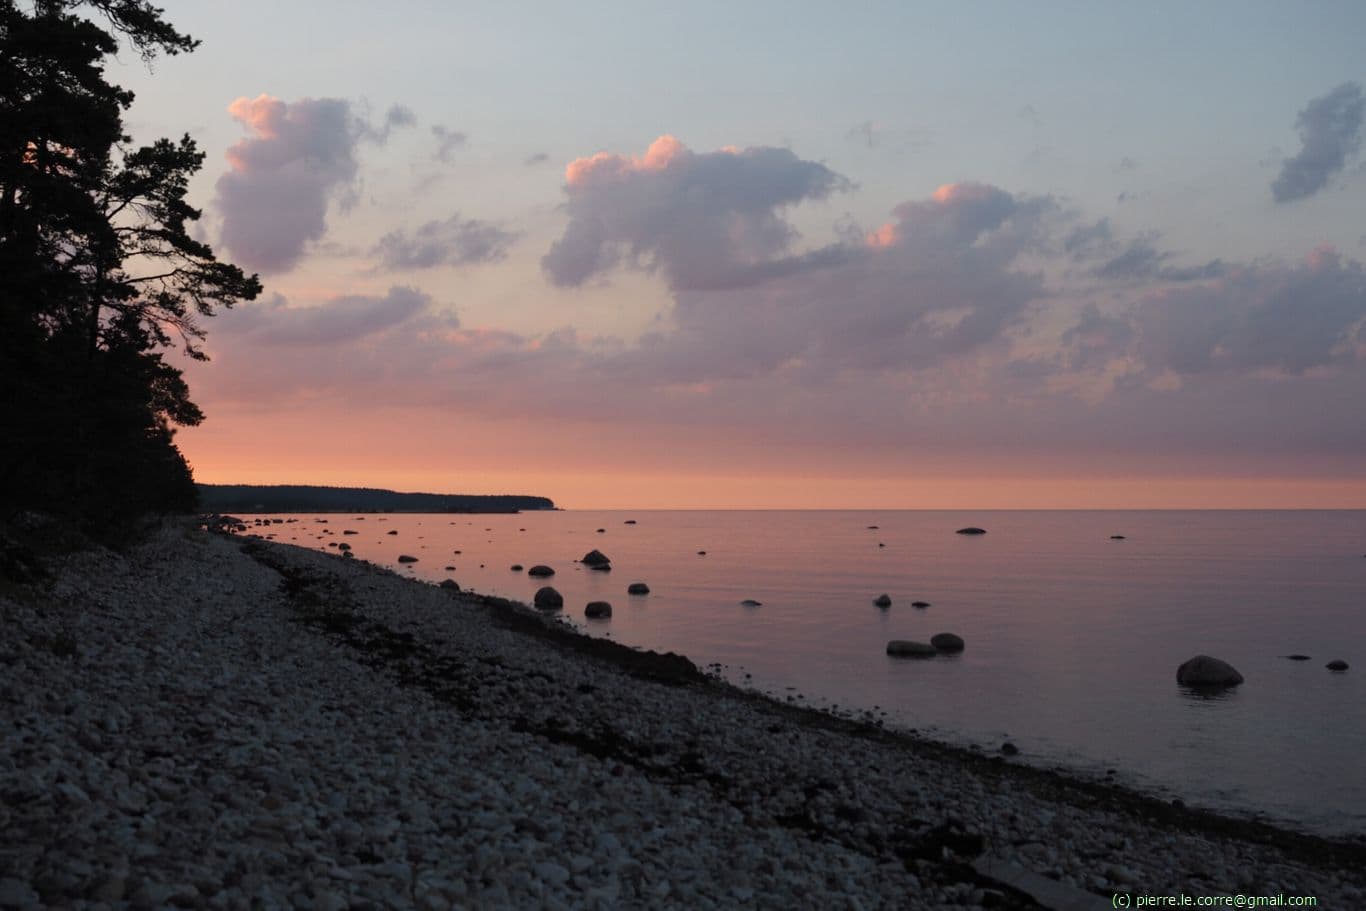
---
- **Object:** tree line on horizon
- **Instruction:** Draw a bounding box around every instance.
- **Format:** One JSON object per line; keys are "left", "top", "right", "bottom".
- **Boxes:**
{"left": 197, "top": 485, "right": 555, "bottom": 514}
{"left": 1, "top": 1, "right": 261, "bottom": 532}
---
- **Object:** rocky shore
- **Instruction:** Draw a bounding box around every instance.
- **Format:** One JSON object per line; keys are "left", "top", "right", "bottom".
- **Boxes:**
{"left": 2, "top": 519, "right": 1363, "bottom": 909}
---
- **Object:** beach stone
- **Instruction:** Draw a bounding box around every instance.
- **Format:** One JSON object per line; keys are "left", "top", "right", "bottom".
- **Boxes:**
{"left": 386, "top": 530, "right": 398, "bottom": 535}
{"left": 911, "top": 601, "right": 930, "bottom": 608}
{"left": 444, "top": 565, "right": 455, "bottom": 570}
{"left": 697, "top": 550, "right": 707, "bottom": 555}
{"left": 527, "top": 565, "right": 555, "bottom": 577}
{"left": 956, "top": 527, "right": 987, "bottom": 535}
{"left": 886, "top": 640, "right": 937, "bottom": 657}
{"left": 930, "top": 633, "right": 965, "bottom": 652}
{"left": 510, "top": 564, "right": 523, "bottom": 571}
{"left": 0, "top": 879, "right": 38, "bottom": 908}
{"left": 1000, "top": 742, "right": 1020, "bottom": 756}
{"left": 624, "top": 519, "right": 636, "bottom": 524}
{"left": 533, "top": 587, "right": 563, "bottom": 610}
{"left": 873, "top": 594, "right": 892, "bottom": 608}
{"left": 1326, "top": 660, "right": 1349, "bottom": 671}
{"left": 627, "top": 582, "right": 650, "bottom": 595}
{"left": 397, "top": 555, "right": 418, "bottom": 563}
{"left": 1176, "top": 655, "right": 1244, "bottom": 687}
{"left": 1282, "top": 654, "right": 1311, "bottom": 661}
{"left": 581, "top": 549, "right": 611, "bottom": 567}
{"left": 741, "top": 599, "right": 762, "bottom": 607}
{"left": 1110, "top": 535, "right": 1126, "bottom": 540}
{"left": 439, "top": 579, "right": 460, "bottom": 591}
{"left": 585, "top": 601, "right": 612, "bottom": 619}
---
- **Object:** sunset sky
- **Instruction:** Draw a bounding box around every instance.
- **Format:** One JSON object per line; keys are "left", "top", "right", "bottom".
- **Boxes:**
{"left": 115, "top": 1, "right": 1366, "bottom": 508}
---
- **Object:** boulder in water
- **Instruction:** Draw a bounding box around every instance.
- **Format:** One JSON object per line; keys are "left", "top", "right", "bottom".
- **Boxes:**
{"left": 1176, "top": 655, "right": 1243, "bottom": 687}
{"left": 527, "top": 565, "right": 555, "bottom": 577}
{"left": 533, "top": 587, "right": 563, "bottom": 610}
{"left": 397, "top": 555, "right": 418, "bottom": 563}
{"left": 741, "top": 599, "right": 762, "bottom": 607}
{"left": 955, "top": 527, "right": 987, "bottom": 535}
{"left": 585, "top": 601, "right": 612, "bottom": 619}
{"left": 439, "top": 579, "right": 460, "bottom": 591}
{"left": 886, "top": 640, "right": 937, "bottom": 658}
{"left": 873, "top": 594, "right": 892, "bottom": 608}
{"left": 627, "top": 582, "right": 650, "bottom": 595}
{"left": 911, "top": 601, "right": 930, "bottom": 608}
{"left": 930, "top": 633, "right": 964, "bottom": 652}
{"left": 581, "top": 549, "right": 611, "bottom": 567}
{"left": 510, "top": 564, "right": 523, "bottom": 571}
{"left": 1326, "top": 659, "right": 1349, "bottom": 671}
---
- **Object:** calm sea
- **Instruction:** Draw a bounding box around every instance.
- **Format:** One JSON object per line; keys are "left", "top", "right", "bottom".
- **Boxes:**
{"left": 247, "top": 509, "right": 1366, "bottom": 836}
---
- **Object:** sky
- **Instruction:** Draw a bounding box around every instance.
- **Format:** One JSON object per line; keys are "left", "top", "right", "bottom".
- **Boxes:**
{"left": 111, "top": 0, "right": 1366, "bottom": 508}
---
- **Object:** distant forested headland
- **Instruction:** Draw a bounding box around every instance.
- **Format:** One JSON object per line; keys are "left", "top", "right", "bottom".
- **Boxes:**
{"left": 198, "top": 485, "right": 555, "bottom": 514}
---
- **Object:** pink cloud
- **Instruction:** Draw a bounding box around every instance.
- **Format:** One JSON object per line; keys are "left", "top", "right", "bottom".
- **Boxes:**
{"left": 543, "top": 135, "right": 852, "bottom": 290}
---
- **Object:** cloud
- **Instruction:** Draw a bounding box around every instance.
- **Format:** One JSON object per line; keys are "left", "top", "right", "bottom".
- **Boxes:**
{"left": 542, "top": 135, "right": 852, "bottom": 291}
{"left": 1272, "top": 82, "right": 1365, "bottom": 203}
{"left": 432, "top": 125, "right": 467, "bottom": 162}
{"left": 846, "top": 120, "right": 880, "bottom": 148}
{"left": 214, "top": 95, "right": 368, "bottom": 273}
{"left": 1065, "top": 220, "right": 1224, "bottom": 282}
{"left": 219, "top": 286, "right": 434, "bottom": 346}
{"left": 1054, "top": 245, "right": 1366, "bottom": 386}
{"left": 366, "top": 104, "right": 416, "bottom": 142}
{"left": 373, "top": 214, "right": 518, "bottom": 269}
{"left": 525, "top": 152, "right": 549, "bottom": 167}
{"left": 1095, "top": 237, "right": 1225, "bottom": 282}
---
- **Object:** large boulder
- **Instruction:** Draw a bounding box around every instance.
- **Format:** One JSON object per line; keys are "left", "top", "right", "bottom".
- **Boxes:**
{"left": 627, "top": 582, "right": 650, "bottom": 595}
{"left": 886, "top": 640, "right": 937, "bottom": 658}
{"left": 1176, "top": 655, "right": 1243, "bottom": 687}
{"left": 439, "top": 579, "right": 460, "bottom": 591}
{"left": 930, "top": 633, "right": 964, "bottom": 652}
{"left": 1326, "top": 659, "right": 1350, "bottom": 672}
{"left": 533, "top": 587, "right": 563, "bottom": 610}
{"left": 581, "top": 549, "right": 611, "bottom": 567}
{"left": 527, "top": 565, "right": 555, "bottom": 577}
{"left": 585, "top": 601, "right": 612, "bottom": 619}
{"left": 873, "top": 594, "right": 892, "bottom": 608}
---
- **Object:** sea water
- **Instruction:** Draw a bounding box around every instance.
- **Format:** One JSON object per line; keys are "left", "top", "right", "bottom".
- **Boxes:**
{"left": 247, "top": 509, "right": 1366, "bottom": 836}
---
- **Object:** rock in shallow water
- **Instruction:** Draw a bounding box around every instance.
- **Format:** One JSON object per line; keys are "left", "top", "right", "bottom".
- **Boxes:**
{"left": 955, "top": 527, "right": 987, "bottom": 535}
{"left": 1176, "top": 655, "right": 1243, "bottom": 687}
{"left": 527, "top": 565, "right": 554, "bottom": 577}
{"left": 930, "top": 633, "right": 964, "bottom": 652}
{"left": 873, "top": 594, "right": 892, "bottom": 608}
{"left": 581, "top": 549, "right": 610, "bottom": 567}
{"left": 886, "top": 640, "right": 937, "bottom": 657}
{"left": 1326, "top": 659, "right": 1349, "bottom": 671}
{"left": 397, "top": 555, "right": 418, "bottom": 563}
{"left": 533, "top": 587, "right": 563, "bottom": 610}
{"left": 585, "top": 601, "right": 612, "bottom": 619}
{"left": 627, "top": 582, "right": 650, "bottom": 595}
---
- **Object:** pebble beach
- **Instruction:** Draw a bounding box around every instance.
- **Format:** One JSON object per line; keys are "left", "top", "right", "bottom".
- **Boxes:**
{"left": 3, "top": 518, "right": 1363, "bottom": 909}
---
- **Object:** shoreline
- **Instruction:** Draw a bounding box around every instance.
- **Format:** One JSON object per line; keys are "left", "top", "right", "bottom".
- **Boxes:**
{"left": 260, "top": 537, "right": 1366, "bottom": 868}
{"left": 3, "top": 518, "right": 1362, "bottom": 908}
